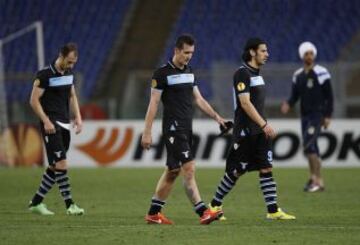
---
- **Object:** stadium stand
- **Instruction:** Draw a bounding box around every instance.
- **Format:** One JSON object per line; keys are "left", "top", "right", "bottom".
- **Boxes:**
{"left": 0, "top": 0, "right": 131, "bottom": 102}
{"left": 164, "top": 0, "right": 360, "bottom": 67}
{"left": 162, "top": 0, "right": 360, "bottom": 100}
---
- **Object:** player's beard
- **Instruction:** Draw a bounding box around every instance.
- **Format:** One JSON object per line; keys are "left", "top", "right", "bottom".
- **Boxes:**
{"left": 257, "top": 58, "right": 266, "bottom": 66}
{"left": 304, "top": 58, "right": 314, "bottom": 66}
{"left": 183, "top": 58, "right": 190, "bottom": 65}
{"left": 61, "top": 63, "right": 71, "bottom": 72}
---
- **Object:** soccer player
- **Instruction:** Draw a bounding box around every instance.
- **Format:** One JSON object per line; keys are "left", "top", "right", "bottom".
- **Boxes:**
{"left": 28, "top": 43, "right": 84, "bottom": 215}
{"left": 142, "top": 34, "right": 226, "bottom": 225}
{"left": 281, "top": 41, "right": 333, "bottom": 192}
{"left": 209, "top": 38, "right": 296, "bottom": 220}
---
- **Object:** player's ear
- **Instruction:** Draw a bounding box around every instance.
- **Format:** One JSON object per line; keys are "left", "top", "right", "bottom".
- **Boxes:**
{"left": 174, "top": 47, "right": 180, "bottom": 55}
{"left": 59, "top": 52, "right": 66, "bottom": 61}
{"left": 250, "top": 49, "right": 256, "bottom": 57}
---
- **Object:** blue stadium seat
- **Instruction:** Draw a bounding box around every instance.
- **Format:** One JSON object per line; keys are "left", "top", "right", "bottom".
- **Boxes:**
{"left": 0, "top": 0, "right": 130, "bottom": 102}
{"left": 162, "top": 0, "right": 360, "bottom": 99}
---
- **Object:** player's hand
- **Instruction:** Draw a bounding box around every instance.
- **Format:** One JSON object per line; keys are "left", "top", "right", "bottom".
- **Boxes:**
{"left": 262, "top": 123, "right": 276, "bottom": 139}
{"left": 73, "top": 117, "right": 83, "bottom": 134}
{"left": 141, "top": 132, "right": 152, "bottom": 150}
{"left": 219, "top": 121, "right": 234, "bottom": 136}
{"left": 215, "top": 114, "right": 226, "bottom": 128}
{"left": 322, "top": 117, "right": 331, "bottom": 129}
{"left": 44, "top": 119, "right": 56, "bottom": 134}
{"left": 280, "top": 101, "right": 290, "bottom": 114}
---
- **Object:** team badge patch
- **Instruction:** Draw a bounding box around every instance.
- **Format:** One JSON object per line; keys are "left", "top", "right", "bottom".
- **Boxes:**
{"left": 307, "top": 78, "right": 314, "bottom": 88}
{"left": 33, "top": 79, "right": 40, "bottom": 87}
{"left": 151, "top": 79, "right": 157, "bottom": 88}
{"left": 237, "top": 82, "right": 246, "bottom": 91}
{"left": 308, "top": 126, "right": 315, "bottom": 135}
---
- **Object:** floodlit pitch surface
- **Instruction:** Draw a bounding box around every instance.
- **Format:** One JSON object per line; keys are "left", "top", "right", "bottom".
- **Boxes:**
{"left": 0, "top": 168, "right": 359, "bottom": 245}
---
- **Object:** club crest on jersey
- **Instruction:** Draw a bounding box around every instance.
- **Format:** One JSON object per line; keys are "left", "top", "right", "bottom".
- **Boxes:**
{"left": 308, "top": 126, "right": 315, "bottom": 135}
{"left": 33, "top": 79, "right": 40, "bottom": 87}
{"left": 169, "top": 137, "right": 174, "bottom": 144}
{"left": 237, "top": 82, "right": 246, "bottom": 91}
{"left": 234, "top": 143, "right": 239, "bottom": 150}
{"left": 151, "top": 79, "right": 157, "bottom": 88}
{"left": 307, "top": 78, "right": 314, "bottom": 88}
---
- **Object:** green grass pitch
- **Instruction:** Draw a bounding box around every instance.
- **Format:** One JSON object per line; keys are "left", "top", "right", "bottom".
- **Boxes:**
{"left": 0, "top": 168, "right": 359, "bottom": 245}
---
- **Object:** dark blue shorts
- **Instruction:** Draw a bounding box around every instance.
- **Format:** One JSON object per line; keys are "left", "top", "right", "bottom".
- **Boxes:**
{"left": 164, "top": 130, "right": 194, "bottom": 170}
{"left": 40, "top": 122, "right": 70, "bottom": 165}
{"left": 301, "top": 113, "right": 322, "bottom": 155}
{"left": 226, "top": 133, "right": 273, "bottom": 174}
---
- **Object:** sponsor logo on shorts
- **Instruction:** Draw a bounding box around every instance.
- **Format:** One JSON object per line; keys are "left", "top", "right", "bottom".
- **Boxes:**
{"left": 54, "top": 151, "right": 62, "bottom": 158}
{"left": 182, "top": 151, "right": 190, "bottom": 158}
{"left": 240, "top": 162, "right": 248, "bottom": 170}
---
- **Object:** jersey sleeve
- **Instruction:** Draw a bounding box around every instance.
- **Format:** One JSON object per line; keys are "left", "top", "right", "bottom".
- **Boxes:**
{"left": 233, "top": 68, "right": 251, "bottom": 96}
{"left": 193, "top": 76, "right": 199, "bottom": 87}
{"left": 321, "top": 79, "right": 334, "bottom": 117}
{"left": 72, "top": 73, "right": 77, "bottom": 86}
{"left": 33, "top": 70, "right": 48, "bottom": 88}
{"left": 287, "top": 82, "right": 299, "bottom": 107}
{"left": 188, "top": 66, "right": 198, "bottom": 87}
{"left": 317, "top": 67, "right": 331, "bottom": 85}
{"left": 151, "top": 69, "right": 166, "bottom": 91}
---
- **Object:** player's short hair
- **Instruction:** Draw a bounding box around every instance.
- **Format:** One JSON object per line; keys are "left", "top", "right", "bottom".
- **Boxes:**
{"left": 175, "top": 34, "right": 195, "bottom": 49}
{"left": 242, "top": 38, "right": 266, "bottom": 62}
{"left": 60, "top": 43, "right": 78, "bottom": 57}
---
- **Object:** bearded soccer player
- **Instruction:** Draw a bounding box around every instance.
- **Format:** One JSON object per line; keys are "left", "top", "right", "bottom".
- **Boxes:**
{"left": 142, "top": 34, "right": 226, "bottom": 225}
{"left": 209, "top": 38, "right": 296, "bottom": 220}
{"left": 28, "top": 43, "right": 84, "bottom": 215}
{"left": 281, "top": 42, "right": 333, "bottom": 192}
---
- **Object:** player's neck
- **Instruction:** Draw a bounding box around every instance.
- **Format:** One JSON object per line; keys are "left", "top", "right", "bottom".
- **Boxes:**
{"left": 247, "top": 60, "right": 260, "bottom": 70}
{"left": 172, "top": 57, "right": 185, "bottom": 70}
{"left": 304, "top": 63, "right": 314, "bottom": 73}
{"left": 54, "top": 58, "right": 65, "bottom": 75}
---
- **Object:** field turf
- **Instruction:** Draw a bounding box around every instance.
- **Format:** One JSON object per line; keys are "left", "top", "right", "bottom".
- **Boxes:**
{"left": 0, "top": 168, "right": 359, "bottom": 245}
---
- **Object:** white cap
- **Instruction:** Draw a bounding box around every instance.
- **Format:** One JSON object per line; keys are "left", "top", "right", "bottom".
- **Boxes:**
{"left": 298, "top": 41, "right": 317, "bottom": 59}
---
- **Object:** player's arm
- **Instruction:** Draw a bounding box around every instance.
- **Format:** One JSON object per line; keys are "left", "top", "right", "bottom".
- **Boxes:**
{"left": 193, "top": 86, "right": 226, "bottom": 127}
{"left": 29, "top": 79, "right": 55, "bottom": 134}
{"left": 281, "top": 74, "right": 300, "bottom": 114}
{"left": 70, "top": 85, "right": 82, "bottom": 134}
{"left": 238, "top": 94, "right": 275, "bottom": 138}
{"left": 141, "top": 89, "right": 161, "bottom": 149}
{"left": 234, "top": 69, "right": 275, "bottom": 138}
{"left": 321, "top": 78, "right": 334, "bottom": 129}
